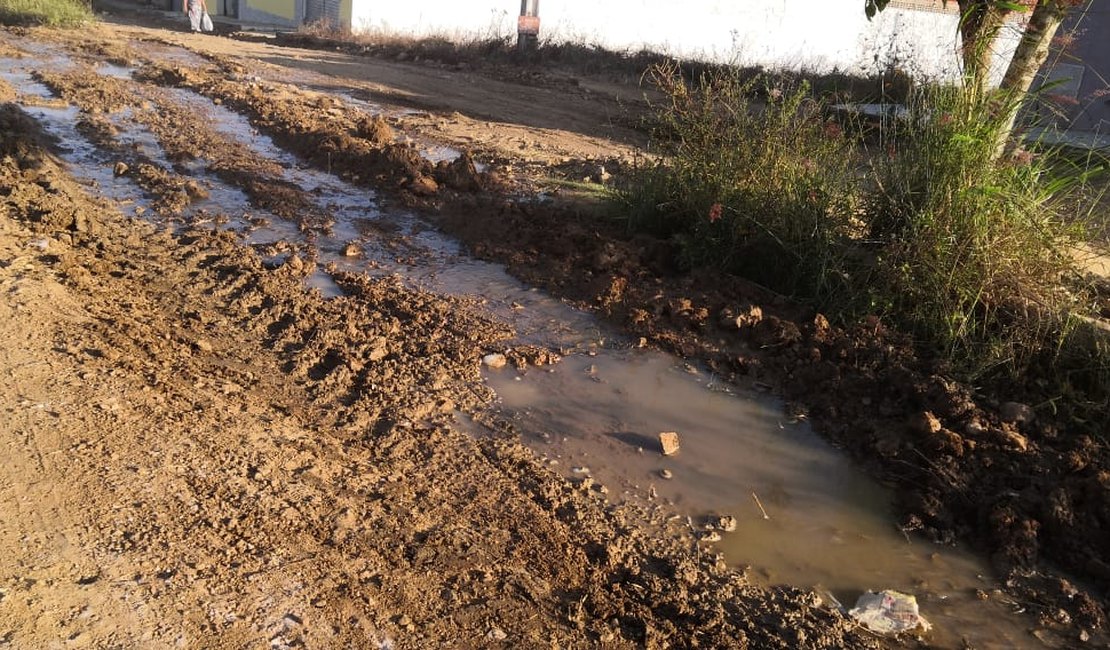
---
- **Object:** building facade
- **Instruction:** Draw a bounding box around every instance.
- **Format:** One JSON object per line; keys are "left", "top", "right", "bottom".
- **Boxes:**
{"left": 138, "top": 0, "right": 1108, "bottom": 126}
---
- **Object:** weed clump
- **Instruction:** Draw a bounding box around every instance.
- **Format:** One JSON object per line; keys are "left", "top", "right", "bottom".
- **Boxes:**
{"left": 867, "top": 83, "right": 1097, "bottom": 375}
{"left": 621, "top": 62, "right": 1107, "bottom": 394}
{"left": 0, "top": 0, "right": 92, "bottom": 27}
{"left": 622, "top": 63, "right": 861, "bottom": 303}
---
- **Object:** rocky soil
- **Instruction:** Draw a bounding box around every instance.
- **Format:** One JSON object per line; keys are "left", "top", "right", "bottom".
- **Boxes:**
{"left": 0, "top": 22, "right": 885, "bottom": 650}
{"left": 1, "top": 7, "right": 1108, "bottom": 648}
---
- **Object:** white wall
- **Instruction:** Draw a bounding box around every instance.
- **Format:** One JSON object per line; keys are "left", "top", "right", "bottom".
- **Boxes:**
{"left": 348, "top": 1, "right": 1025, "bottom": 83}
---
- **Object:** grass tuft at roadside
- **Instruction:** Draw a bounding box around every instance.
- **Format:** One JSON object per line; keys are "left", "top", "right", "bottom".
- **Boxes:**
{"left": 0, "top": 0, "right": 93, "bottom": 28}
{"left": 618, "top": 62, "right": 1110, "bottom": 408}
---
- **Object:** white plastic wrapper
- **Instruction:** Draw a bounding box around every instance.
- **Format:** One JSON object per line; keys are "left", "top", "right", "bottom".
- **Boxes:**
{"left": 849, "top": 590, "right": 931, "bottom": 635}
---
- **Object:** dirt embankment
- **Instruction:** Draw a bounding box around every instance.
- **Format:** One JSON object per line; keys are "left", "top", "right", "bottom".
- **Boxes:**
{"left": 0, "top": 58, "right": 883, "bottom": 650}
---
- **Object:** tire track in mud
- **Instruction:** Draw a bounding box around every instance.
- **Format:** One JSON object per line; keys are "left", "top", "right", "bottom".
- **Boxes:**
{"left": 0, "top": 95, "right": 881, "bottom": 648}
{"left": 34, "top": 64, "right": 337, "bottom": 234}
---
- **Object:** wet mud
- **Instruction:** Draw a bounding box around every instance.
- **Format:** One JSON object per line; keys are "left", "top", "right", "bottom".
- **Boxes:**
{"left": 0, "top": 35, "right": 881, "bottom": 650}
{"left": 434, "top": 191, "right": 1110, "bottom": 638}
{"left": 2, "top": 17, "right": 1107, "bottom": 648}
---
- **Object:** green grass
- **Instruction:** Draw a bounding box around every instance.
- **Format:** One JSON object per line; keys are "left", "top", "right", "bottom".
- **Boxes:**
{"left": 0, "top": 0, "right": 93, "bottom": 27}
{"left": 620, "top": 62, "right": 862, "bottom": 303}
{"left": 619, "top": 62, "right": 1109, "bottom": 400}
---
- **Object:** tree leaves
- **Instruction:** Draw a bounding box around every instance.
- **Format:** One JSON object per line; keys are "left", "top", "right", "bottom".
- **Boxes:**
{"left": 864, "top": 0, "right": 892, "bottom": 19}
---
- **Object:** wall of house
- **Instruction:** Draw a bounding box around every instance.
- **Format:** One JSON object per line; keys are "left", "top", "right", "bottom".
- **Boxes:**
{"left": 238, "top": 0, "right": 302, "bottom": 26}
{"left": 346, "top": 0, "right": 1023, "bottom": 82}
{"left": 340, "top": 0, "right": 352, "bottom": 28}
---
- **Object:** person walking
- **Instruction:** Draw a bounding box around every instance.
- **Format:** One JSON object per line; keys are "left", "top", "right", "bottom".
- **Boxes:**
{"left": 185, "top": 0, "right": 209, "bottom": 33}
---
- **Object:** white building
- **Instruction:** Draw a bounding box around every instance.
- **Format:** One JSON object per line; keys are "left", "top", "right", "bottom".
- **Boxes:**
{"left": 346, "top": 0, "right": 1024, "bottom": 83}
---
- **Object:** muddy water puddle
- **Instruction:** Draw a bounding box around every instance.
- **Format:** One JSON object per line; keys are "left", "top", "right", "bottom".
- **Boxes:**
{"left": 1, "top": 67, "right": 150, "bottom": 211}
{"left": 485, "top": 352, "right": 1053, "bottom": 648}
{"left": 2, "top": 44, "right": 1063, "bottom": 648}
{"left": 158, "top": 83, "right": 595, "bottom": 342}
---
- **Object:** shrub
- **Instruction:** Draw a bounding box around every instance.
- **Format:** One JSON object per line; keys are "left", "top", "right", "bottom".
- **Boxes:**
{"left": 0, "top": 0, "right": 93, "bottom": 28}
{"left": 619, "top": 60, "right": 1108, "bottom": 394}
{"left": 620, "top": 62, "right": 861, "bottom": 303}
{"left": 866, "top": 83, "right": 1100, "bottom": 376}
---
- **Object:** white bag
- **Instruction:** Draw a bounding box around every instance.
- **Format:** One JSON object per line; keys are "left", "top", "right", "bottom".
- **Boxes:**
{"left": 201, "top": 11, "right": 214, "bottom": 32}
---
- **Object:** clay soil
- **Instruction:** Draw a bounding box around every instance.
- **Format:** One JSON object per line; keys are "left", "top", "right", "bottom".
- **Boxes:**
{"left": 0, "top": 5, "right": 1107, "bottom": 649}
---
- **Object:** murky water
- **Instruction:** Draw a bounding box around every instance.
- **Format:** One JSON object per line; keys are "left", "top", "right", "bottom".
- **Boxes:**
{"left": 485, "top": 352, "right": 1044, "bottom": 648}
{"left": 1, "top": 43, "right": 1060, "bottom": 648}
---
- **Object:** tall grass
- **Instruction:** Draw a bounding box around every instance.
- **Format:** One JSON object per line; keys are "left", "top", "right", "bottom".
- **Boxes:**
{"left": 0, "top": 0, "right": 92, "bottom": 27}
{"left": 620, "top": 62, "right": 1108, "bottom": 390}
{"left": 621, "top": 63, "right": 861, "bottom": 303}
{"left": 867, "top": 84, "right": 1097, "bottom": 374}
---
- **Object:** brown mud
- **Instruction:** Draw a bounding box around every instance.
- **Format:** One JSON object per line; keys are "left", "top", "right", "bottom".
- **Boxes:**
{"left": 1, "top": 12, "right": 1108, "bottom": 648}
{"left": 0, "top": 99, "right": 883, "bottom": 648}
{"left": 0, "top": 31, "right": 885, "bottom": 650}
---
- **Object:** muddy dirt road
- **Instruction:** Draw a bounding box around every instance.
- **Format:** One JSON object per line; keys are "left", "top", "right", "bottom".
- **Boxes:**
{"left": 0, "top": 18, "right": 878, "bottom": 650}
{"left": 0, "top": 8, "right": 1106, "bottom": 650}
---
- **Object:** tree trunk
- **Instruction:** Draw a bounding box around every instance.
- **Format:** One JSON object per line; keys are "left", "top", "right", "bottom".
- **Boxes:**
{"left": 995, "top": 0, "right": 1070, "bottom": 157}
{"left": 957, "top": 0, "right": 1008, "bottom": 93}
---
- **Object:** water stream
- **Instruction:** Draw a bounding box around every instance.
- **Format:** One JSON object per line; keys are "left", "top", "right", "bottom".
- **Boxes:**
{"left": 0, "top": 46, "right": 1060, "bottom": 648}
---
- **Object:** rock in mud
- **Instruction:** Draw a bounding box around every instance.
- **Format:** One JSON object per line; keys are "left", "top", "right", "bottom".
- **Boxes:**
{"left": 408, "top": 174, "right": 439, "bottom": 196}
{"left": 964, "top": 420, "right": 986, "bottom": 437}
{"left": 436, "top": 152, "right": 483, "bottom": 192}
{"left": 909, "top": 411, "right": 942, "bottom": 436}
{"left": 711, "top": 515, "right": 738, "bottom": 532}
{"left": 183, "top": 181, "right": 208, "bottom": 201}
{"left": 505, "top": 345, "right": 560, "bottom": 370}
{"left": 993, "top": 425, "right": 1029, "bottom": 452}
{"left": 342, "top": 242, "right": 361, "bottom": 257}
{"left": 113, "top": 161, "right": 129, "bottom": 177}
{"left": 482, "top": 353, "right": 507, "bottom": 369}
{"left": 753, "top": 315, "right": 802, "bottom": 347}
{"left": 733, "top": 303, "right": 763, "bottom": 329}
{"left": 354, "top": 114, "right": 393, "bottom": 144}
{"left": 658, "top": 431, "right": 680, "bottom": 456}
{"left": 999, "top": 401, "right": 1035, "bottom": 425}
{"left": 812, "top": 312, "right": 831, "bottom": 339}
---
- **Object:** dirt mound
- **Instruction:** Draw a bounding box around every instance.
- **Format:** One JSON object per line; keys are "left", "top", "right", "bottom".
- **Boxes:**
{"left": 0, "top": 105, "right": 101, "bottom": 236}
{"left": 134, "top": 60, "right": 455, "bottom": 197}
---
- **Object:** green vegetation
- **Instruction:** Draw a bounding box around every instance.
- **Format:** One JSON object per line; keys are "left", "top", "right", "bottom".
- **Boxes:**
{"left": 620, "top": 63, "right": 1109, "bottom": 397}
{"left": 866, "top": 83, "right": 1096, "bottom": 373}
{"left": 0, "top": 0, "right": 93, "bottom": 28}
{"left": 622, "top": 63, "right": 862, "bottom": 303}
